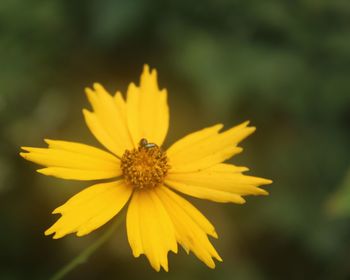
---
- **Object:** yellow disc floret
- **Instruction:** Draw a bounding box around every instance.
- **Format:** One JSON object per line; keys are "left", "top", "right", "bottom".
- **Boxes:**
{"left": 121, "top": 139, "right": 169, "bottom": 189}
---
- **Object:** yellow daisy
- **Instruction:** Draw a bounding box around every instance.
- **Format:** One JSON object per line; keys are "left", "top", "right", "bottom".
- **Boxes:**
{"left": 20, "top": 65, "right": 272, "bottom": 271}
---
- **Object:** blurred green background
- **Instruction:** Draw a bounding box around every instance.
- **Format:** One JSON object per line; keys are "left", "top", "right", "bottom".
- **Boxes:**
{"left": 1, "top": 0, "right": 350, "bottom": 279}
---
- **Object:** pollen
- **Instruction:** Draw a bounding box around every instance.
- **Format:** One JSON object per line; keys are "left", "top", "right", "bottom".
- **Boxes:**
{"left": 121, "top": 139, "right": 170, "bottom": 189}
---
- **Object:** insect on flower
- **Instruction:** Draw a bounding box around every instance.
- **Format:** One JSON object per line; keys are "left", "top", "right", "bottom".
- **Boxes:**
{"left": 139, "top": 138, "right": 158, "bottom": 149}
{"left": 20, "top": 65, "right": 272, "bottom": 271}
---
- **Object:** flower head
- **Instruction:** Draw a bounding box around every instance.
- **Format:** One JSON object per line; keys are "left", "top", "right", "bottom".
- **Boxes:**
{"left": 20, "top": 65, "right": 272, "bottom": 271}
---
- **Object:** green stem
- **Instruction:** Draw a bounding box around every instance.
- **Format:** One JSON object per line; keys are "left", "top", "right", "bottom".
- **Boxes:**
{"left": 49, "top": 214, "right": 125, "bottom": 280}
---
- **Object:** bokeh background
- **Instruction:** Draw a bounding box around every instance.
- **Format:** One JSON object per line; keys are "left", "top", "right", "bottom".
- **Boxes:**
{"left": 1, "top": 0, "right": 350, "bottom": 279}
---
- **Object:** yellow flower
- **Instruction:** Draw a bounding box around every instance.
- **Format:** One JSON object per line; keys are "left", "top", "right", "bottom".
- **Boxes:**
{"left": 20, "top": 65, "right": 272, "bottom": 271}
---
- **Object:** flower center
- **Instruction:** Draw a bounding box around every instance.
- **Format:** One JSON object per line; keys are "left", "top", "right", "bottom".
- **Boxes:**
{"left": 121, "top": 138, "right": 170, "bottom": 189}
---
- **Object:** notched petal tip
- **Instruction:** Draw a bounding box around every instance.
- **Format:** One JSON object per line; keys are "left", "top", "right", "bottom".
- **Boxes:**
{"left": 141, "top": 64, "right": 158, "bottom": 87}
{"left": 162, "top": 263, "right": 169, "bottom": 272}
{"left": 82, "top": 108, "right": 91, "bottom": 115}
{"left": 51, "top": 207, "right": 62, "bottom": 215}
{"left": 237, "top": 197, "right": 246, "bottom": 204}
{"left": 212, "top": 230, "right": 219, "bottom": 239}
{"left": 214, "top": 123, "right": 225, "bottom": 132}
{"left": 242, "top": 120, "right": 250, "bottom": 126}
{"left": 43, "top": 139, "right": 58, "bottom": 146}
{"left": 143, "top": 64, "right": 150, "bottom": 73}
{"left": 258, "top": 188, "right": 269, "bottom": 196}
{"left": 44, "top": 230, "right": 62, "bottom": 239}
{"left": 20, "top": 146, "right": 34, "bottom": 152}
{"left": 132, "top": 250, "right": 141, "bottom": 258}
{"left": 84, "top": 86, "right": 94, "bottom": 95}
{"left": 114, "top": 91, "right": 123, "bottom": 99}
{"left": 44, "top": 226, "right": 56, "bottom": 237}
{"left": 19, "top": 152, "right": 28, "bottom": 158}
{"left": 84, "top": 82, "right": 106, "bottom": 94}
{"left": 172, "top": 244, "right": 179, "bottom": 254}
{"left": 82, "top": 108, "right": 91, "bottom": 117}
{"left": 53, "top": 233, "right": 65, "bottom": 239}
{"left": 252, "top": 179, "right": 272, "bottom": 196}
{"left": 93, "top": 82, "right": 107, "bottom": 93}
{"left": 252, "top": 177, "right": 273, "bottom": 187}
{"left": 182, "top": 246, "right": 190, "bottom": 255}
{"left": 36, "top": 168, "right": 47, "bottom": 175}
{"left": 248, "top": 126, "right": 256, "bottom": 133}
{"left": 76, "top": 231, "right": 88, "bottom": 237}
{"left": 238, "top": 120, "right": 256, "bottom": 133}
{"left": 126, "top": 83, "right": 139, "bottom": 96}
{"left": 206, "top": 253, "right": 223, "bottom": 269}
{"left": 205, "top": 259, "right": 217, "bottom": 269}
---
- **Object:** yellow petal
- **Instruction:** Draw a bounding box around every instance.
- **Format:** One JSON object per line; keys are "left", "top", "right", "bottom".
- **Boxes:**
{"left": 45, "top": 180, "right": 132, "bottom": 238}
{"left": 155, "top": 186, "right": 222, "bottom": 268}
{"left": 126, "top": 189, "right": 177, "bottom": 272}
{"left": 126, "top": 65, "right": 169, "bottom": 147}
{"left": 167, "top": 122, "right": 255, "bottom": 173}
{"left": 20, "top": 139, "right": 121, "bottom": 180}
{"left": 83, "top": 84, "right": 134, "bottom": 157}
{"left": 165, "top": 163, "right": 272, "bottom": 203}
